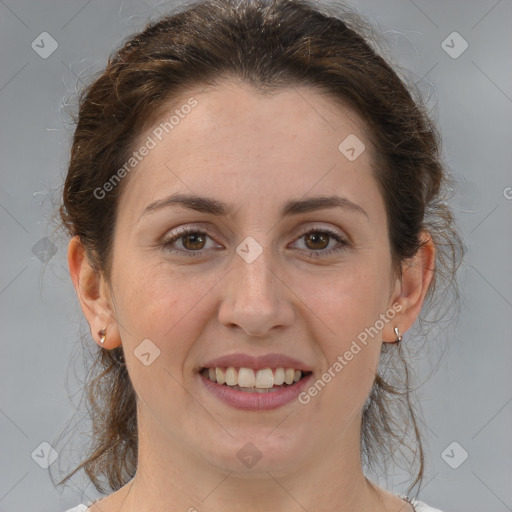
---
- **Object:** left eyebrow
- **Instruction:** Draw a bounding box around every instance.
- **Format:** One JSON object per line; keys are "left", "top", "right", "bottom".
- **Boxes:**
{"left": 139, "top": 193, "right": 368, "bottom": 220}
{"left": 282, "top": 195, "right": 368, "bottom": 218}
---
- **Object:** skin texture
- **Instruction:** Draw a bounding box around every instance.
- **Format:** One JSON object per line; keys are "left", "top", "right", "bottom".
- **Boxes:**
{"left": 68, "top": 81, "right": 434, "bottom": 512}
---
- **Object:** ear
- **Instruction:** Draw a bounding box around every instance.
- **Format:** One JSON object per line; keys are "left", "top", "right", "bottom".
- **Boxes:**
{"left": 383, "top": 231, "right": 436, "bottom": 343}
{"left": 67, "top": 236, "right": 121, "bottom": 349}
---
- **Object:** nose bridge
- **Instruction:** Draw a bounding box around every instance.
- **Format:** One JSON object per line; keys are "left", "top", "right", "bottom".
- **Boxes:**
{"left": 218, "top": 235, "right": 294, "bottom": 335}
{"left": 232, "top": 237, "right": 278, "bottom": 306}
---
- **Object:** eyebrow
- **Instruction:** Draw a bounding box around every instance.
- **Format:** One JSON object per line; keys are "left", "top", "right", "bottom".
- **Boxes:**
{"left": 140, "top": 193, "right": 368, "bottom": 220}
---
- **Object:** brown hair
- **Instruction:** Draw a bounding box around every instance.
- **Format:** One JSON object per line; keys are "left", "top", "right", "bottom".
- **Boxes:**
{"left": 54, "top": 0, "right": 463, "bottom": 498}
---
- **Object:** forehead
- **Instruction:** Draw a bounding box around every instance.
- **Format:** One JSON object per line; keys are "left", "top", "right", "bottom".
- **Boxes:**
{"left": 118, "top": 81, "right": 381, "bottom": 222}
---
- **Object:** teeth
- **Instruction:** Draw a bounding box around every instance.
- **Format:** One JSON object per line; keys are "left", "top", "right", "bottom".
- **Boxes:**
{"left": 274, "top": 367, "right": 285, "bottom": 385}
{"left": 227, "top": 385, "right": 278, "bottom": 393}
{"left": 225, "top": 366, "right": 237, "bottom": 386}
{"left": 284, "top": 368, "right": 295, "bottom": 385}
{"left": 255, "top": 368, "right": 274, "bottom": 389}
{"left": 238, "top": 367, "right": 255, "bottom": 388}
{"left": 203, "top": 366, "right": 306, "bottom": 389}
{"left": 215, "top": 367, "right": 226, "bottom": 385}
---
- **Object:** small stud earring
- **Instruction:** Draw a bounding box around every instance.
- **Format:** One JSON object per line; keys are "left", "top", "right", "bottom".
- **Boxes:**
{"left": 393, "top": 326, "right": 402, "bottom": 343}
{"left": 99, "top": 328, "right": 107, "bottom": 345}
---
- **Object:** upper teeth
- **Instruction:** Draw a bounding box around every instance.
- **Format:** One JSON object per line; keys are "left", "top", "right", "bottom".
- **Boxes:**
{"left": 205, "top": 367, "right": 303, "bottom": 388}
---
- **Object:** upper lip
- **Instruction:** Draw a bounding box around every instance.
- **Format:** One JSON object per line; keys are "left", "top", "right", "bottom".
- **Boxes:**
{"left": 200, "top": 353, "right": 313, "bottom": 372}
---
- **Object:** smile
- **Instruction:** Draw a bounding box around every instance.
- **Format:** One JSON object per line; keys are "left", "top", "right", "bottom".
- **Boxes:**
{"left": 198, "top": 366, "right": 313, "bottom": 410}
{"left": 201, "top": 366, "right": 311, "bottom": 392}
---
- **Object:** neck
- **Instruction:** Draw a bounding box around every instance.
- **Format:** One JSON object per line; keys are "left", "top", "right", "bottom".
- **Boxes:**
{"left": 117, "top": 409, "right": 388, "bottom": 512}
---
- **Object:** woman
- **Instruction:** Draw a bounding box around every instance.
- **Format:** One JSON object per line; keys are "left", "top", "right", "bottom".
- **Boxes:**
{"left": 57, "top": 0, "right": 462, "bottom": 510}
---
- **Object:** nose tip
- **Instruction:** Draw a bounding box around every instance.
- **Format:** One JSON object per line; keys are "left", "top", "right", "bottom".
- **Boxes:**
{"left": 217, "top": 252, "right": 295, "bottom": 337}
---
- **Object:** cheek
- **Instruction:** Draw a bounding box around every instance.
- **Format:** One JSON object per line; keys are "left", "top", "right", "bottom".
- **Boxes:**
{"left": 304, "top": 260, "right": 391, "bottom": 341}
{"left": 113, "top": 261, "right": 224, "bottom": 360}
{"left": 112, "top": 264, "right": 222, "bottom": 415}
{"left": 295, "top": 260, "right": 390, "bottom": 405}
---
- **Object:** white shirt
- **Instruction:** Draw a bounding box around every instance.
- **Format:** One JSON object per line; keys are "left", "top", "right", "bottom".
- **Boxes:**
{"left": 415, "top": 500, "right": 445, "bottom": 511}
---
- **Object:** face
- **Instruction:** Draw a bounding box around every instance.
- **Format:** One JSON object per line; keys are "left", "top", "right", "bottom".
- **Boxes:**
{"left": 102, "top": 82, "right": 402, "bottom": 476}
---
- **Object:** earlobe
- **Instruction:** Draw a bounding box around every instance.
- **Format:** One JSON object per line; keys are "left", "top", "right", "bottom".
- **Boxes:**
{"left": 67, "top": 236, "right": 121, "bottom": 349}
{"left": 383, "top": 232, "right": 436, "bottom": 343}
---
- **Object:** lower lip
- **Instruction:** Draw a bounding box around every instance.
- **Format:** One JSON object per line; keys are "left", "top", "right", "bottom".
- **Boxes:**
{"left": 198, "top": 372, "right": 313, "bottom": 411}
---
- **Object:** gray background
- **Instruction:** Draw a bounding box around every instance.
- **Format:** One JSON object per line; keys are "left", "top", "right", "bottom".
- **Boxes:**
{"left": 1, "top": 1, "right": 511, "bottom": 511}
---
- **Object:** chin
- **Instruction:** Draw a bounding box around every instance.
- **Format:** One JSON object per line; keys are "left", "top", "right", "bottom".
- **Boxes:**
{"left": 200, "top": 431, "right": 308, "bottom": 476}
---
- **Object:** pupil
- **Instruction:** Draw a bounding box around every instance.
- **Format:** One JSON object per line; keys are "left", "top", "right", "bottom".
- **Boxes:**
{"left": 307, "top": 233, "right": 328, "bottom": 250}
{"left": 185, "top": 233, "right": 205, "bottom": 250}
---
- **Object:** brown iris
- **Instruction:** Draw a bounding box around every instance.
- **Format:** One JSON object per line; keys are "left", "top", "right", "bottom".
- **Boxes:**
{"left": 182, "top": 232, "right": 207, "bottom": 251}
{"left": 304, "top": 232, "right": 330, "bottom": 251}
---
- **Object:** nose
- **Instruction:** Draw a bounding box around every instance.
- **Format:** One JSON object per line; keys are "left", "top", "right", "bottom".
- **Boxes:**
{"left": 217, "top": 245, "right": 295, "bottom": 338}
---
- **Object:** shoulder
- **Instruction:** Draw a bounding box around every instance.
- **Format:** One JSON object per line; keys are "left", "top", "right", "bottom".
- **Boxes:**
{"left": 414, "top": 500, "right": 445, "bottom": 512}
{"left": 64, "top": 505, "right": 89, "bottom": 512}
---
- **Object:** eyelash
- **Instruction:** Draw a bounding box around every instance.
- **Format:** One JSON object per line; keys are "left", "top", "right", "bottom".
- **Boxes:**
{"left": 161, "top": 226, "right": 349, "bottom": 259}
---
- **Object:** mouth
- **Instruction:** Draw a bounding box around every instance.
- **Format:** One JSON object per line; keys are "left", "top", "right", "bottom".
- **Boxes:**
{"left": 200, "top": 366, "right": 313, "bottom": 393}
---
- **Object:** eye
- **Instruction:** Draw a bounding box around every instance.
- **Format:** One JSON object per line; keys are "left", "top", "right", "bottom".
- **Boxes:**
{"left": 161, "top": 227, "right": 219, "bottom": 256}
{"left": 291, "top": 227, "right": 349, "bottom": 258}
{"left": 161, "top": 225, "right": 349, "bottom": 258}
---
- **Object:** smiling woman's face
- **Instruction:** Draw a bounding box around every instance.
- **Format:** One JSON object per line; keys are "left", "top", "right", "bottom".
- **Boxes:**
{"left": 96, "top": 81, "right": 405, "bottom": 475}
